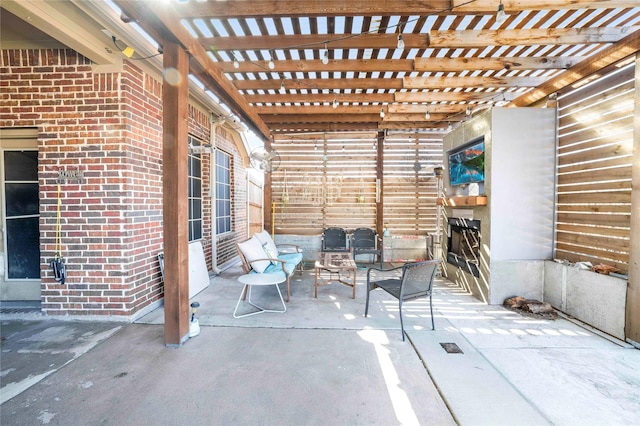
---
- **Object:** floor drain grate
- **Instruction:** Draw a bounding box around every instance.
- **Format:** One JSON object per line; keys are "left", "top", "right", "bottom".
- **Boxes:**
{"left": 440, "top": 342, "right": 464, "bottom": 354}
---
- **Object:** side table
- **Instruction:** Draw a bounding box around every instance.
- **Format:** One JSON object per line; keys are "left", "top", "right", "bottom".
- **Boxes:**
{"left": 233, "top": 272, "right": 287, "bottom": 318}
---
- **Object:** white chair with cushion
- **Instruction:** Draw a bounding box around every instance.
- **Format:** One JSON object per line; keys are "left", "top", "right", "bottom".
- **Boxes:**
{"left": 236, "top": 230, "right": 303, "bottom": 302}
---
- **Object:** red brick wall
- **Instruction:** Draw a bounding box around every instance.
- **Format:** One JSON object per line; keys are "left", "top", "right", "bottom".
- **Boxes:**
{"left": 1, "top": 48, "right": 249, "bottom": 318}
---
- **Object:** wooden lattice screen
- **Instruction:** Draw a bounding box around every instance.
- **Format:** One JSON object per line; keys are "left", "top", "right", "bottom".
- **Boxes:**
{"left": 270, "top": 131, "right": 443, "bottom": 236}
{"left": 382, "top": 131, "right": 443, "bottom": 235}
{"left": 555, "top": 60, "right": 635, "bottom": 272}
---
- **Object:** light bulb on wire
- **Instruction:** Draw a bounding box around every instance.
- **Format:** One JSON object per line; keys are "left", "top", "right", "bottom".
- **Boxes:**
{"left": 332, "top": 98, "right": 338, "bottom": 109}
{"left": 496, "top": 1, "right": 508, "bottom": 24}
{"left": 380, "top": 108, "right": 385, "bottom": 118}
{"left": 267, "top": 50, "right": 275, "bottom": 69}
{"left": 279, "top": 80, "right": 286, "bottom": 94}
{"left": 397, "top": 34, "right": 405, "bottom": 50}
{"left": 424, "top": 110, "right": 430, "bottom": 120}
{"left": 322, "top": 43, "right": 329, "bottom": 65}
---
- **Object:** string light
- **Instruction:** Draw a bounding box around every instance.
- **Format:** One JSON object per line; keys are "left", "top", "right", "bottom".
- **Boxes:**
{"left": 268, "top": 50, "right": 275, "bottom": 69}
{"left": 380, "top": 107, "right": 385, "bottom": 118}
{"left": 424, "top": 110, "right": 430, "bottom": 120}
{"left": 322, "top": 43, "right": 329, "bottom": 65}
{"left": 233, "top": 59, "right": 240, "bottom": 69}
{"left": 496, "top": 0, "right": 508, "bottom": 24}
{"left": 465, "top": 105, "right": 472, "bottom": 116}
{"left": 332, "top": 98, "right": 338, "bottom": 109}
{"left": 397, "top": 34, "right": 405, "bottom": 50}
{"left": 279, "top": 80, "right": 286, "bottom": 94}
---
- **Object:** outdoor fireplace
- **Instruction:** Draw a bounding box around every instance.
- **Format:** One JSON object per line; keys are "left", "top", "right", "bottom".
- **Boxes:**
{"left": 447, "top": 218, "right": 481, "bottom": 277}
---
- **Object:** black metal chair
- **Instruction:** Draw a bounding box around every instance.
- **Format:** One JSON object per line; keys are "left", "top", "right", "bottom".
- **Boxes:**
{"left": 365, "top": 260, "right": 439, "bottom": 341}
{"left": 321, "top": 227, "right": 349, "bottom": 252}
{"left": 351, "top": 227, "right": 383, "bottom": 267}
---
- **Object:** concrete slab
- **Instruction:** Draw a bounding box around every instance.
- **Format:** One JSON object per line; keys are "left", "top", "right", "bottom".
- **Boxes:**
{"left": 482, "top": 347, "right": 640, "bottom": 426}
{"left": 0, "top": 320, "right": 122, "bottom": 404}
{"left": 1, "top": 325, "right": 455, "bottom": 426}
{"left": 2, "top": 267, "right": 639, "bottom": 426}
{"left": 409, "top": 331, "right": 549, "bottom": 426}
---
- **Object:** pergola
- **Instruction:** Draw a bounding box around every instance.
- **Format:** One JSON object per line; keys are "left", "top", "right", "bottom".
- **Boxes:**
{"left": 6, "top": 1, "right": 638, "bottom": 345}
{"left": 112, "top": 1, "right": 640, "bottom": 139}
{"left": 113, "top": 0, "right": 640, "bottom": 346}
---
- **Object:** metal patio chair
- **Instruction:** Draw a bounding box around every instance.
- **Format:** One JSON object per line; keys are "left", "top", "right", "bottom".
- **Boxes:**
{"left": 321, "top": 227, "right": 348, "bottom": 252}
{"left": 365, "top": 260, "right": 439, "bottom": 341}
{"left": 351, "top": 227, "right": 383, "bottom": 268}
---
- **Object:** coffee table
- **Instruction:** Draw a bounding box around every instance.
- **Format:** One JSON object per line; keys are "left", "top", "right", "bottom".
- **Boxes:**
{"left": 234, "top": 272, "right": 287, "bottom": 318}
{"left": 314, "top": 252, "right": 358, "bottom": 299}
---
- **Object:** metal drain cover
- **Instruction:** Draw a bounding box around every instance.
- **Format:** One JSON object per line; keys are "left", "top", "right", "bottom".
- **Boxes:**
{"left": 440, "top": 342, "right": 464, "bottom": 354}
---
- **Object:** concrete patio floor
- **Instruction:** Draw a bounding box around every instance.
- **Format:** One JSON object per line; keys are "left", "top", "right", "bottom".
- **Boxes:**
{"left": 1, "top": 264, "right": 639, "bottom": 425}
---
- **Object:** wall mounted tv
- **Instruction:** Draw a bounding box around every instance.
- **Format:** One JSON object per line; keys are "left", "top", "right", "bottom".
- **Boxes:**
{"left": 448, "top": 137, "right": 485, "bottom": 186}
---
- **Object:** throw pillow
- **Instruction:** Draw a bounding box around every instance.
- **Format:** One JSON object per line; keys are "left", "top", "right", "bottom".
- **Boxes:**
{"left": 255, "top": 230, "right": 279, "bottom": 259}
{"left": 262, "top": 242, "right": 278, "bottom": 265}
{"left": 237, "top": 235, "right": 271, "bottom": 273}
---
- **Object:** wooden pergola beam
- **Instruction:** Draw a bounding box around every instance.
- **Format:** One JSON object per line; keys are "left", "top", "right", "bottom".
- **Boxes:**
{"left": 175, "top": 1, "right": 638, "bottom": 18}
{"left": 221, "top": 56, "right": 580, "bottom": 73}
{"left": 511, "top": 29, "right": 640, "bottom": 107}
{"left": 403, "top": 75, "right": 545, "bottom": 89}
{"left": 394, "top": 91, "right": 519, "bottom": 103}
{"left": 235, "top": 75, "right": 542, "bottom": 91}
{"left": 247, "top": 93, "right": 394, "bottom": 104}
{"left": 116, "top": 0, "right": 271, "bottom": 140}
{"left": 205, "top": 27, "right": 638, "bottom": 51}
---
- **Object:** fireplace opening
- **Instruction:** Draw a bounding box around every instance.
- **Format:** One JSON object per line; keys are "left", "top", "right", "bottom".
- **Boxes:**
{"left": 447, "top": 218, "right": 481, "bottom": 277}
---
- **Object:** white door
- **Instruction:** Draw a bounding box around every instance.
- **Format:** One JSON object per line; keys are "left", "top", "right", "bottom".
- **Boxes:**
{"left": 0, "top": 128, "right": 41, "bottom": 301}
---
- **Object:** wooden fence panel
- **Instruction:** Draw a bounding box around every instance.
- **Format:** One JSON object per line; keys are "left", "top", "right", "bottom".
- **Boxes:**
{"left": 555, "top": 61, "right": 635, "bottom": 271}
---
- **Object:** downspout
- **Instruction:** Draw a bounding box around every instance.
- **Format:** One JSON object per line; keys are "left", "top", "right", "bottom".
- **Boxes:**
{"left": 209, "top": 112, "right": 223, "bottom": 274}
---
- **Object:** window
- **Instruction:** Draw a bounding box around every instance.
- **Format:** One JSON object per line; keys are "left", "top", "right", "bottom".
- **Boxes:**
{"left": 188, "top": 135, "right": 203, "bottom": 241}
{"left": 216, "top": 149, "right": 231, "bottom": 234}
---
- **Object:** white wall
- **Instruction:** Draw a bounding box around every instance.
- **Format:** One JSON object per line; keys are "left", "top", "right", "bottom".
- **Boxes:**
{"left": 490, "top": 108, "right": 556, "bottom": 261}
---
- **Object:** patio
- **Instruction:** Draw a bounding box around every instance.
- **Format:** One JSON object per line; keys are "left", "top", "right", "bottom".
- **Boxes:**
{"left": 2, "top": 263, "right": 639, "bottom": 425}
{"left": 130, "top": 264, "right": 640, "bottom": 425}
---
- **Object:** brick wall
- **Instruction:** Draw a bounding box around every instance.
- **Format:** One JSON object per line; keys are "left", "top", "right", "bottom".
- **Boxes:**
{"left": 1, "top": 48, "right": 249, "bottom": 318}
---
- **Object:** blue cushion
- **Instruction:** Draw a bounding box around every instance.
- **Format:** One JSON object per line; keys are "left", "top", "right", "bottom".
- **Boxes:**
{"left": 251, "top": 252, "right": 302, "bottom": 276}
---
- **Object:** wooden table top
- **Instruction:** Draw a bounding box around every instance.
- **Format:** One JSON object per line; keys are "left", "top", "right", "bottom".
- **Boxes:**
{"left": 315, "top": 252, "right": 357, "bottom": 271}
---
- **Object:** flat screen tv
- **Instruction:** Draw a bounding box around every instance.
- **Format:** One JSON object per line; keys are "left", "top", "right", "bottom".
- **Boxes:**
{"left": 448, "top": 137, "right": 485, "bottom": 186}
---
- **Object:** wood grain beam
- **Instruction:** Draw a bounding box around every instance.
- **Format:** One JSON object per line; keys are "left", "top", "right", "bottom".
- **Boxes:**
{"left": 205, "top": 27, "right": 639, "bottom": 51}
{"left": 174, "top": 1, "right": 637, "bottom": 18}
{"left": 220, "top": 59, "right": 413, "bottom": 73}
{"left": 394, "top": 91, "right": 519, "bottom": 102}
{"left": 247, "top": 93, "right": 394, "bottom": 104}
{"left": 234, "top": 78, "right": 402, "bottom": 90}
{"left": 115, "top": 0, "right": 271, "bottom": 140}
{"left": 413, "top": 56, "right": 582, "bottom": 72}
{"left": 383, "top": 113, "right": 451, "bottom": 122}
{"left": 261, "top": 114, "right": 381, "bottom": 123}
{"left": 511, "top": 28, "right": 640, "bottom": 107}
{"left": 221, "top": 56, "right": 581, "bottom": 73}
{"left": 173, "top": 1, "right": 453, "bottom": 18}
{"left": 452, "top": 1, "right": 640, "bottom": 13}
{"left": 254, "top": 105, "right": 390, "bottom": 115}
{"left": 388, "top": 104, "right": 467, "bottom": 114}
{"left": 381, "top": 122, "right": 448, "bottom": 130}
{"left": 404, "top": 75, "right": 545, "bottom": 89}
{"left": 270, "top": 123, "right": 380, "bottom": 133}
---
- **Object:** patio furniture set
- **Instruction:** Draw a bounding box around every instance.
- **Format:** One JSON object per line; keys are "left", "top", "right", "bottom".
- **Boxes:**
{"left": 235, "top": 228, "right": 438, "bottom": 340}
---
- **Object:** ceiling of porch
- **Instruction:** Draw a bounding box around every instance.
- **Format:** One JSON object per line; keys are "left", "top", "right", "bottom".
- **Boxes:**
{"left": 4, "top": 1, "right": 640, "bottom": 141}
